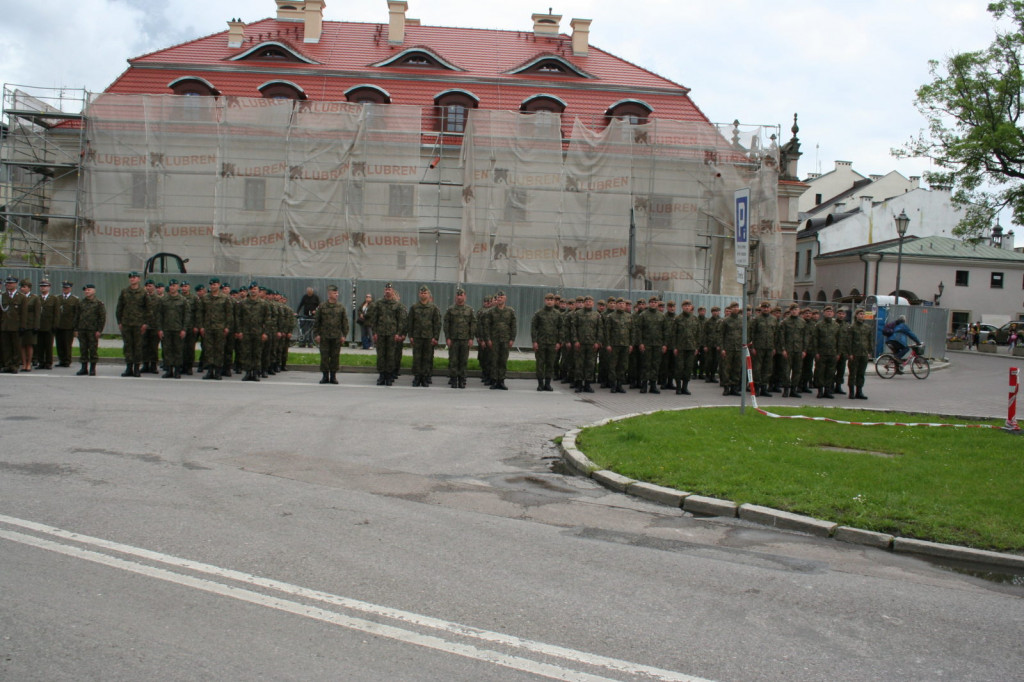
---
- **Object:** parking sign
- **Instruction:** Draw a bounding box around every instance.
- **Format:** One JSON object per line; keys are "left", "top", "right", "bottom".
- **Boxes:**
{"left": 734, "top": 188, "right": 749, "bottom": 269}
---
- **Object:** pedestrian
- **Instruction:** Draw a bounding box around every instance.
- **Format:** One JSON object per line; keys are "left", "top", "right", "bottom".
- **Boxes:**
{"left": 779, "top": 304, "right": 805, "bottom": 398}
{"left": 198, "top": 278, "right": 232, "bottom": 380}
{"left": 357, "top": 293, "right": 374, "bottom": 349}
{"left": 670, "top": 299, "right": 699, "bottom": 395}
{"left": 156, "top": 279, "right": 190, "bottom": 378}
{"left": 76, "top": 284, "right": 106, "bottom": 376}
{"left": 313, "top": 284, "right": 348, "bottom": 384}
{"left": 235, "top": 282, "right": 269, "bottom": 382}
{"left": 571, "top": 295, "right": 603, "bottom": 393}
{"left": 530, "top": 292, "right": 561, "bottom": 392}
{"left": 847, "top": 309, "right": 873, "bottom": 399}
{"left": 407, "top": 285, "right": 441, "bottom": 387}
{"left": 115, "top": 272, "right": 150, "bottom": 377}
{"left": 483, "top": 290, "right": 516, "bottom": 390}
{"left": 443, "top": 288, "right": 476, "bottom": 389}
{"left": 368, "top": 282, "right": 406, "bottom": 386}
{"left": 813, "top": 305, "right": 840, "bottom": 399}
{"left": 719, "top": 302, "right": 743, "bottom": 396}
{"left": 636, "top": 296, "right": 667, "bottom": 394}
{"left": 604, "top": 297, "right": 632, "bottom": 393}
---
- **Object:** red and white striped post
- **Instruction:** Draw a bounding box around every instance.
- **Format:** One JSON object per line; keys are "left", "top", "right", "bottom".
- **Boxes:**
{"left": 1005, "top": 367, "right": 1020, "bottom": 432}
{"left": 744, "top": 345, "right": 757, "bottom": 409}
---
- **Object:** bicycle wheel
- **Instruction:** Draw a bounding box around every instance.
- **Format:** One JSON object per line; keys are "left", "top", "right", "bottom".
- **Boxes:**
{"left": 910, "top": 355, "right": 930, "bottom": 379}
{"left": 874, "top": 354, "right": 897, "bottom": 379}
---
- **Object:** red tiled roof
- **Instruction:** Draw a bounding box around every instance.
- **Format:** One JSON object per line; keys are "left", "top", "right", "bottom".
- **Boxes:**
{"left": 107, "top": 17, "right": 711, "bottom": 125}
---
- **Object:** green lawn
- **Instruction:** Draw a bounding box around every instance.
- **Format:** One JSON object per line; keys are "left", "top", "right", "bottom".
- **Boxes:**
{"left": 576, "top": 406, "right": 1024, "bottom": 552}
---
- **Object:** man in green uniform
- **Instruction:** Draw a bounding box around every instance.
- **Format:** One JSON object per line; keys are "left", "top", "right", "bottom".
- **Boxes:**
{"left": 813, "top": 305, "right": 840, "bottom": 399}
{"left": 800, "top": 308, "right": 817, "bottom": 394}
{"left": 76, "top": 284, "right": 106, "bottom": 376}
{"left": 443, "top": 288, "right": 476, "bottom": 389}
{"left": 235, "top": 282, "right": 268, "bottom": 382}
{"left": 407, "top": 285, "right": 441, "bottom": 387}
{"left": 313, "top": 284, "right": 348, "bottom": 384}
{"left": 368, "top": 282, "right": 407, "bottom": 386}
{"left": 35, "top": 280, "right": 59, "bottom": 370}
{"left": 628, "top": 298, "right": 646, "bottom": 388}
{"left": 476, "top": 295, "right": 493, "bottom": 385}
{"left": 530, "top": 292, "right": 561, "bottom": 392}
{"left": 572, "top": 295, "right": 603, "bottom": 393}
{"left": 659, "top": 299, "right": 676, "bottom": 390}
{"left": 116, "top": 270, "right": 149, "bottom": 376}
{"left": 157, "top": 279, "right": 191, "bottom": 379}
{"left": 779, "top": 304, "right": 805, "bottom": 398}
{"left": 1, "top": 275, "right": 27, "bottom": 373}
{"left": 198, "top": 278, "right": 232, "bottom": 380}
{"left": 19, "top": 279, "right": 41, "bottom": 372}
{"left": 832, "top": 307, "right": 849, "bottom": 394}
{"left": 846, "top": 309, "right": 874, "bottom": 400}
{"left": 604, "top": 297, "right": 633, "bottom": 393}
{"left": 671, "top": 299, "right": 699, "bottom": 395}
{"left": 179, "top": 281, "right": 198, "bottom": 375}
{"left": 749, "top": 301, "right": 778, "bottom": 397}
{"left": 142, "top": 279, "right": 162, "bottom": 374}
{"left": 54, "top": 280, "right": 80, "bottom": 368}
{"left": 636, "top": 295, "right": 667, "bottom": 394}
{"left": 484, "top": 290, "right": 516, "bottom": 390}
{"left": 719, "top": 302, "right": 743, "bottom": 396}
{"left": 702, "top": 306, "right": 722, "bottom": 383}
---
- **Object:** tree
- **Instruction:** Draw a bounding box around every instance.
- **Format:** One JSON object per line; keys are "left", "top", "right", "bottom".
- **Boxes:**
{"left": 895, "top": 1, "right": 1024, "bottom": 241}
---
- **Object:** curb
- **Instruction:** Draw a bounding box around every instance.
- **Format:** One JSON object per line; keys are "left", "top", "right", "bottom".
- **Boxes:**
{"left": 560, "top": 407, "right": 1024, "bottom": 572}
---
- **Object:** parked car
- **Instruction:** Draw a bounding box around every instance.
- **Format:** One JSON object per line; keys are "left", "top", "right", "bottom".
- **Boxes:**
{"left": 992, "top": 321, "right": 1021, "bottom": 345}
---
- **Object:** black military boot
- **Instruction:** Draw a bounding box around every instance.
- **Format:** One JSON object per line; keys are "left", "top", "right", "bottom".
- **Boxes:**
{"left": 330, "top": 372, "right": 338, "bottom": 385}
{"left": 855, "top": 388, "right": 867, "bottom": 400}
{"left": 376, "top": 373, "right": 386, "bottom": 385}
{"left": 649, "top": 381, "right": 660, "bottom": 395}
{"left": 458, "top": 377, "right": 466, "bottom": 389}
{"left": 680, "top": 380, "right": 691, "bottom": 395}
{"left": 77, "top": 362, "right": 89, "bottom": 376}
{"left": 728, "top": 386, "right": 741, "bottom": 396}
{"left": 320, "top": 372, "right": 330, "bottom": 384}
{"left": 834, "top": 383, "right": 845, "bottom": 395}
{"left": 817, "top": 387, "right": 824, "bottom": 398}
{"left": 615, "top": 382, "right": 626, "bottom": 394}
{"left": 202, "top": 368, "right": 215, "bottom": 380}
{"left": 790, "top": 387, "right": 802, "bottom": 399}
{"left": 640, "top": 381, "right": 648, "bottom": 394}
{"left": 173, "top": 368, "right": 181, "bottom": 379}
{"left": 543, "top": 378, "right": 553, "bottom": 392}
{"left": 412, "top": 376, "right": 421, "bottom": 387}
{"left": 497, "top": 380, "right": 508, "bottom": 390}
{"left": 121, "top": 363, "right": 134, "bottom": 377}
{"left": 823, "top": 389, "right": 834, "bottom": 399}
{"left": 212, "top": 368, "right": 221, "bottom": 381}
{"left": 583, "top": 382, "right": 594, "bottom": 393}
{"left": 221, "top": 366, "right": 231, "bottom": 378}
{"left": 162, "top": 368, "right": 174, "bottom": 378}
{"left": 89, "top": 363, "right": 97, "bottom": 376}
{"left": 537, "top": 379, "right": 545, "bottom": 391}
{"left": 781, "top": 387, "right": 790, "bottom": 397}
{"left": 849, "top": 388, "right": 856, "bottom": 400}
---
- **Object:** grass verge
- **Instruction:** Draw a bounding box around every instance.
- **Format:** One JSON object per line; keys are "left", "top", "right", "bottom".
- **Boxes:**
{"left": 576, "top": 406, "right": 1024, "bottom": 553}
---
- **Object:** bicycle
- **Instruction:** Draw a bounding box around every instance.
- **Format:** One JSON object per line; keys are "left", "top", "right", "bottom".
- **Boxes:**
{"left": 292, "top": 315, "right": 317, "bottom": 348}
{"left": 874, "top": 342, "right": 930, "bottom": 379}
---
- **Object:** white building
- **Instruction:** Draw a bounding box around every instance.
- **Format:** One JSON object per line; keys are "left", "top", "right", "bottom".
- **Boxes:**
{"left": 799, "top": 160, "right": 919, "bottom": 215}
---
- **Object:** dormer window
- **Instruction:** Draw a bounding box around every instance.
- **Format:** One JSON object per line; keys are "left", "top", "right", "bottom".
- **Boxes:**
{"left": 521, "top": 95, "right": 566, "bottom": 115}
{"left": 607, "top": 99, "right": 652, "bottom": 125}
{"left": 373, "top": 49, "right": 462, "bottom": 72}
{"left": 345, "top": 86, "right": 391, "bottom": 105}
{"left": 434, "top": 90, "right": 478, "bottom": 134}
{"left": 507, "top": 55, "right": 592, "bottom": 79}
{"left": 258, "top": 80, "right": 306, "bottom": 101}
{"left": 168, "top": 77, "right": 219, "bottom": 97}
{"left": 254, "top": 46, "right": 296, "bottom": 61}
{"left": 230, "top": 42, "right": 317, "bottom": 65}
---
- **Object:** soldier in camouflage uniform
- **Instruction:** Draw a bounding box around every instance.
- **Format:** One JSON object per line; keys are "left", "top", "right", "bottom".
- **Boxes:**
{"left": 719, "top": 302, "right": 743, "bottom": 396}
{"left": 701, "top": 306, "right": 722, "bottom": 383}
{"left": 198, "top": 278, "right": 232, "bottom": 380}
{"left": 832, "top": 308, "right": 849, "bottom": 394}
{"left": 659, "top": 300, "right": 676, "bottom": 390}
{"left": 571, "top": 295, "right": 603, "bottom": 393}
{"left": 76, "top": 284, "right": 106, "bottom": 377}
{"left": 530, "top": 292, "right": 561, "bottom": 392}
{"left": 142, "top": 280, "right": 162, "bottom": 373}
{"left": 220, "top": 282, "right": 237, "bottom": 377}
{"left": 596, "top": 299, "right": 611, "bottom": 388}
{"left": 636, "top": 296, "right": 667, "bottom": 394}
{"left": 115, "top": 271, "right": 150, "bottom": 377}
{"left": 483, "top": 290, "right": 516, "bottom": 390}
{"left": 179, "top": 281, "right": 198, "bottom": 375}
{"left": 368, "top": 282, "right": 407, "bottom": 386}
{"left": 313, "top": 284, "right": 348, "bottom": 385}
{"left": 778, "top": 304, "right": 805, "bottom": 398}
{"left": 670, "top": 300, "right": 699, "bottom": 395}
{"left": 35, "top": 280, "right": 58, "bottom": 370}
{"left": 846, "top": 308, "right": 874, "bottom": 400}
{"left": 749, "top": 301, "right": 778, "bottom": 397}
{"left": 604, "top": 297, "right": 632, "bottom": 393}
{"left": 800, "top": 308, "right": 817, "bottom": 394}
{"left": 443, "top": 288, "right": 476, "bottom": 389}
{"left": 406, "top": 285, "right": 441, "bottom": 387}
{"left": 156, "top": 279, "right": 191, "bottom": 379}
{"left": 54, "top": 280, "right": 80, "bottom": 368}
{"left": 813, "top": 305, "right": 840, "bottom": 399}
{"left": 235, "top": 282, "right": 268, "bottom": 381}
{"left": 628, "top": 298, "right": 646, "bottom": 388}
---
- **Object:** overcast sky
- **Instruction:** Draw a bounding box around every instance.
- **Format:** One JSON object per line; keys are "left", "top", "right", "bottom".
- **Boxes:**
{"left": 0, "top": 0, "right": 1005, "bottom": 184}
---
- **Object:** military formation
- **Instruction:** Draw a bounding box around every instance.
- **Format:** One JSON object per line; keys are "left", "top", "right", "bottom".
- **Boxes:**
{"left": 1, "top": 272, "right": 877, "bottom": 399}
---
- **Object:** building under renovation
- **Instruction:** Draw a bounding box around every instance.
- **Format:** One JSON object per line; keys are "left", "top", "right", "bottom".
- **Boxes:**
{"left": 2, "top": 1, "right": 803, "bottom": 297}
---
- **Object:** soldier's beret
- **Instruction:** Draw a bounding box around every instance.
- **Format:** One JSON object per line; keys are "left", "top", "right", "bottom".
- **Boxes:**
{"left": 83, "top": 283, "right": 95, "bottom": 289}
{"left": 168, "top": 279, "right": 179, "bottom": 285}
{"left": 40, "top": 280, "right": 51, "bottom": 287}
{"left": 419, "top": 285, "right": 430, "bottom": 293}
{"left": 145, "top": 278, "right": 155, "bottom": 285}
{"left": 195, "top": 284, "right": 206, "bottom": 291}
{"left": 648, "top": 296, "right": 659, "bottom": 303}
{"left": 180, "top": 281, "right": 190, "bottom": 287}
{"left": 62, "top": 281, "right": 73, "bottom": 288}
{"left": 711, "top": 306, "right": 720, "bottom": 311}
{"left": 455, "top": 288, "right": 465, "bottom": 295}
{"left": 823, "top": 305, "right": 834, "bottom": 311}
{"left": 384, "top": 282, "right": 394, "bottom": 289}
{"left": 681, "top": 300, "right": 692, "bottom": 306}
{"left": 249, "top": 281, "right": 259, "bottom": 289}
{"left": 128, "top": 271, "right": 140, "bottom": 277}
{"left": 597, "top": 299, "right": 605, "bottom": 305}
{"left": 483, "top": 296, "right": 492, "bottom": 302}
{"left": 544, "top": 292, "right": 555, "bottom": 299}
{"left": 495, "top": 290, "right": 505, "bottom": 297}
{"left": 209, "top": 277, "right": 220, "bottom": 284}
{"left": 327, "top": 284, "right": 338, "bottom": 291}
{"left": 584, "top": 295, "right": 593, "bottom": 301}
{"left": 667, "top": 300, "right": 676, "bottom": 306}
{"left": 155, "top": 282, "right": 165, "bottom": 288}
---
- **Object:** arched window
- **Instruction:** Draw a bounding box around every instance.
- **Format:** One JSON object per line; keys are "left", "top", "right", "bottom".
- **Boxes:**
{"left": 832, "top": 289, "right": 843, "bottom": 301}
{"left": 520, "top": 95, "right": 566, "bottom": 115}
{"left": 169, "top": 78, "right": 218, "bottom": 97}
{"left": 259, "top": 81, "right": 306, "bottom": 101}
{"left": 816, "top": 290, "right": 828, "bottom": 302}
{"left": 848, "top": 287, "right": 861, "bottom": 299}
{"left": 802, "top": 291, "right": 811, "bottom": 302}
{"left": 345, "top": 86, "right": 391, "bottom": 105}
{"left": 434, "top": 91, "right": 478, "bottom": 133}
{"left": 607, "top": 100, "right": 652, "bottom": 125}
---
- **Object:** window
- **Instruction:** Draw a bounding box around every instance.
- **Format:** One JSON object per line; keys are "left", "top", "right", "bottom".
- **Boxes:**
{"left": 131, "top": 173, "right": 158, "bottom": 209}
{"left": 504, "top": 188, "right": 527, "bottom": 223}
{"left": 259, "top": 82, "right": 305, "bottom": 100}
{"left": 345, "top": 86, "right": 390, "bottom": 105}
{"left": 814, "top": 193, "right": 822, "bottom": 205}
{"left": 244, "top": 179, "right": 266, "bottom": 211}
{"left": 955, "top": 270, "right": 969, "bottom": 286}
{"left": 388, "top": 184, "right": 415, "bottom": 218}
{"left": 991, "top": 272, "right": 1004, "bottom": 289}
{"left": 804, "top": 249, "right": 812, "bottom": 276}
{"left": 794, "top": 251, "right": 800, "bottom": 277}
{"left": 520, "top": 95, "right": 566, "bottom": 115}
{"left": 434, "top": 91, "right": 477, "bottom": 133}
{"left": 606, "top": 101, "right": 652, "bottom": 126}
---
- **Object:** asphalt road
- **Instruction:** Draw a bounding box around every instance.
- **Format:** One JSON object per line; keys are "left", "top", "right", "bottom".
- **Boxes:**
{"left": 1, "top": 350, "right": 1022, "bottom": 681}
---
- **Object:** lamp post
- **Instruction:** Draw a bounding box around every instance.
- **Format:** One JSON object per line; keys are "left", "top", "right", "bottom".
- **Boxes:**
{"left": 894, "top": 209, "right": 910, "bottom": 302}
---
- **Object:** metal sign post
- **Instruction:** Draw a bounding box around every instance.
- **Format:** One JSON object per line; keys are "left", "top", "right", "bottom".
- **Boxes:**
{"left": 735, "top": 189, "right": 750, "bottom": 413}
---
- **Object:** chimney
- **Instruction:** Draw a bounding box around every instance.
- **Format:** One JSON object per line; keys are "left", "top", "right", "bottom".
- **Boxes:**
{"left": 388, "top": 1, "right": 408, "bottom": 45}
{"left": 532, "top": 11, "right": 562, "bottom": 37}
{"left": 869, "top": 174, "right": 881, "bottom": 182}
{"left": 910, "top": 175, "right": 920, "bottom": 187}
{"left": 859, "top": 196, "right": 873, "bottom": 213}
{"left": 304, "top": 0, "right": 324, "bottom": 43}
{"left": 276, "top": 0, "right": 304, "bottom": 22}
{"left": 570, "top": 18, "right": 591, "bottom": 56}
{"left": 227, "top": 18, "right": 245, "bottom": 48}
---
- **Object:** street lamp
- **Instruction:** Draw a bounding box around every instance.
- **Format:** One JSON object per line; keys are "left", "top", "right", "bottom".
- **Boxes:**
{"left": 894, "top": 209, "right": 910, "bottom": 302}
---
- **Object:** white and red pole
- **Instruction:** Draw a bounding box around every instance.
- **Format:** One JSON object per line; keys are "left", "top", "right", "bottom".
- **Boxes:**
{"left": 1005, "top": 367, "right": 1020, "bottom": 432}
{"left": 745, "top": 345, "right": 757, "bottom": 410}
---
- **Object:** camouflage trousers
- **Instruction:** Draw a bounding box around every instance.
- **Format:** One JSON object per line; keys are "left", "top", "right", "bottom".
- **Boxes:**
{"left": 161, "top": 331, "right": 184, "bottom": 368}
{"left": 121, "top": 325, "right": 144, "bottom": 364}
{"left": 674, "top": 349, "right": 696, "bottom": 382}
{"left": 490, "top": 341, "right": 510, "bottom": 381}
{"left": 319, "top": 337, "right": 342, "bottom": 372}
{"left": 78, "top": 330, "right": 100, "bottom": 363}
{"left": 575, "top": 344, "right": 598, "bottom": 384}
{"left": 410, "top": 337, "right": 435, "bottom": 378}
{"left": 202, "top": 329, "right": 226, "bottom": 369}
{"left": 376, "top": 335, "right": 401, "bottom": 375}
{"left": 239, "top": 333, "right": 263, "bottom": 371}
{"left": 534, "top": 343, "right": 557, "bottom": 380}
{"left": 848, "top": 355, "right": 869, "bottom": 389}
{"left": 448, "top": 339, "right": 470, "bottom": 379}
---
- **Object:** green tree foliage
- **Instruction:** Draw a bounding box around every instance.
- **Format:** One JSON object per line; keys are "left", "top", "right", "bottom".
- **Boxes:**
{"left": 895, "top": 1, "right": 1024, "bottom": 241}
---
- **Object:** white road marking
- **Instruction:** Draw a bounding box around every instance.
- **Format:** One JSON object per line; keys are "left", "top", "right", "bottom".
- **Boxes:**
{"left": 0, "top": 514, "right": 713, "bottom": 682}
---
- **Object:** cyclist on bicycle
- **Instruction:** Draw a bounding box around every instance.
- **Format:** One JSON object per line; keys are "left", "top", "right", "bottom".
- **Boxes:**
{"left": 885, "top": 315, "right": 921, "bottom": 373}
